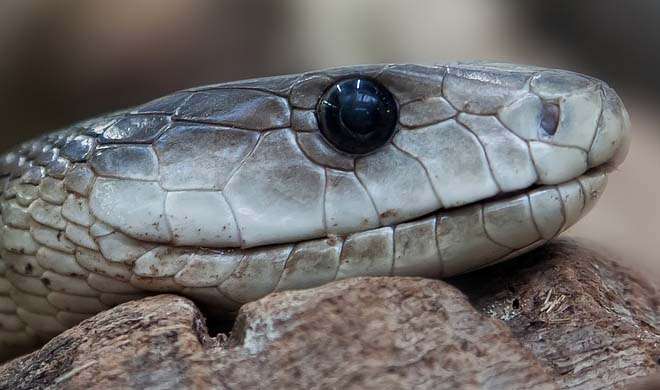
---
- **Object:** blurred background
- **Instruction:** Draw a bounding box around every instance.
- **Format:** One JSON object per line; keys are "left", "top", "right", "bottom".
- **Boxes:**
{"left": 0, "top": 0, "right": 657, "bottom": 278}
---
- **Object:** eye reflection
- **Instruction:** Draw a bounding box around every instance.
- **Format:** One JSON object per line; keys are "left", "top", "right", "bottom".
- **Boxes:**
{"left": 316, "top": 78, "right": 398, "bottom": 155}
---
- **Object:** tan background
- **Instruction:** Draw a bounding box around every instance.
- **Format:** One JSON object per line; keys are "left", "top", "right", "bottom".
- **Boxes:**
{"left": 0, "top": 0, "right": 657, "bottom": 278}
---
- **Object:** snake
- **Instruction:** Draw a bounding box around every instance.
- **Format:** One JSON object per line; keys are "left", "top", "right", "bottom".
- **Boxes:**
{"left": 0, "top": 62, "right": 630, "bottom": 360}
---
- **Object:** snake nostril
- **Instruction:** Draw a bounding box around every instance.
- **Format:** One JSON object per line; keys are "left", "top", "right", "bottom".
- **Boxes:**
{"left": 540, "top": 102, "right": 560, "bottom": 136}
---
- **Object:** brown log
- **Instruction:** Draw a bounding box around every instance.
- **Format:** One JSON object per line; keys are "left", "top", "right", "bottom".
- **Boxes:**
{"left": 0, "top": 239, "right": 657, "bottom": 389}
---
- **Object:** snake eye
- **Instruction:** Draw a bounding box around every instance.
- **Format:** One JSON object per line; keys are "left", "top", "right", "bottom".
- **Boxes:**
{"left": 317, "top": 78, "right": 398, "bottom": 155}
{"left": 540, "top": 102, "right": 560, "bottom": 136}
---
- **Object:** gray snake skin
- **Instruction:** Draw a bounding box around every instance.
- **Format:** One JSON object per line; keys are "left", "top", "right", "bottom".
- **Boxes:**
{"left": 0, "top": 62, "right": 630, "bottom": 360}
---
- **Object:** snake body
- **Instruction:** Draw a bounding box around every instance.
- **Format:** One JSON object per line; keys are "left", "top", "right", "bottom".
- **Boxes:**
{"left": 0, "top": 63, "right": 630, "bottom": 360}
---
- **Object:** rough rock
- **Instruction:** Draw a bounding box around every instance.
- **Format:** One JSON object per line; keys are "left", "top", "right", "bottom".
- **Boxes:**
{"left": 0, "top": 239, "right": 657, "bottom": 389}
{"left": 450, "top": 239, "right": 659, "bottom": 389}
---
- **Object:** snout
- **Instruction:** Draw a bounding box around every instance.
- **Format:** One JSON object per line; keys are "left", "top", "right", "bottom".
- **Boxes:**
{"left": 588, "top": 84, "right": 631, "bottom": 169}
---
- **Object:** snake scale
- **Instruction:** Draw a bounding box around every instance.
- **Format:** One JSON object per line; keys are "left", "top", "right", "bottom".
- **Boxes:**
{"left": 0, "top": 62, "right": 630, "bottom": 360}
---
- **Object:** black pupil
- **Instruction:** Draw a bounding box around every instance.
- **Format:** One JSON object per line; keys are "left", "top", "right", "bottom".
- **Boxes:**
{"left": 317, "top": 78, "right": 398, "bottom": 155}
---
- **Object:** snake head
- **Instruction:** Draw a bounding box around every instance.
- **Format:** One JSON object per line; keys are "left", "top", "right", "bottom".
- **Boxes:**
{"left": 0, "top": 62, "right": 630, "bottom": 260}
{"left": 51, "top": 62, "right": 627, "bottom": 252}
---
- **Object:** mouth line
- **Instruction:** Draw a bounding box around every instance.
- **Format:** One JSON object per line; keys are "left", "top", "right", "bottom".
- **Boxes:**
{"left": 377, "top": 164, "right": 609, "bottom": 232}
